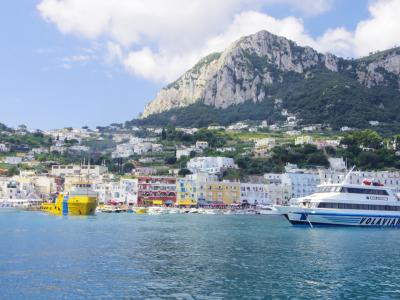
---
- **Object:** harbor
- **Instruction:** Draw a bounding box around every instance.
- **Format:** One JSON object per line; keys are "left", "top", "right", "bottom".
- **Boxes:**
{"left": 2, "top": 211, "right": 400, "bottom": 299}
{"left": 3, "top": 1, "right": 400, "bottom": 298}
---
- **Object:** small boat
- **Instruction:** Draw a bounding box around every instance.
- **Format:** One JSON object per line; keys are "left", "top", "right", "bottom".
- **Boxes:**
{"left": 257, "top": 205, "right": 280, "bottom": 215}
{"left": 148, "top": 206, "right": 167, "bottom": 215}
{"left": 133, "top": 207, "right": 148, "bottom": 214}
{"left": 167, "top": 208, "right": 181, "bottom": 214}
{"left": 97, "top": 205, "right": 125, "bottom": 213}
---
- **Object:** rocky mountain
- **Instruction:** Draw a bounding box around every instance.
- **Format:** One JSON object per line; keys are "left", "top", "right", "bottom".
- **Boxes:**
{"left": 139, "top": 30, "right": 400, "bottom": 129}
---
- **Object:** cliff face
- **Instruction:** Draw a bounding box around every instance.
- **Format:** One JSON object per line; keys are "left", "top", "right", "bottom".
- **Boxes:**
{"left": 142, "top": 30, "right": 400, "bottom": 118}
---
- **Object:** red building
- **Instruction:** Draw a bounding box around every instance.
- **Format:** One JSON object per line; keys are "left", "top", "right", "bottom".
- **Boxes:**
{"left": 137, "top": 176, "right": 176, "bottom": 206}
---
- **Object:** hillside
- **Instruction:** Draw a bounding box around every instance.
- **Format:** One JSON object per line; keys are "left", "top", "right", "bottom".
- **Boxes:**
{"left": 135, "top": 30, "right": 400, "bottom": 129}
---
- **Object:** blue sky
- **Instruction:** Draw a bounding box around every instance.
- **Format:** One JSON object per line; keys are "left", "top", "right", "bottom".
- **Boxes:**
{"left": 0, "top": 0, "right": 397, "bottom": 130}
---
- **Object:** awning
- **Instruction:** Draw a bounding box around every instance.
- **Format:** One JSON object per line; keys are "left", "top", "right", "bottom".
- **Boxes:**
{"left": 177, "top": 200, "right": 195, "bottom": 205}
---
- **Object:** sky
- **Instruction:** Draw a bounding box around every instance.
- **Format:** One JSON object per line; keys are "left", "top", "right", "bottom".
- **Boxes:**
{"left": 1, "top": 0, "right": 400, "bottom": 130}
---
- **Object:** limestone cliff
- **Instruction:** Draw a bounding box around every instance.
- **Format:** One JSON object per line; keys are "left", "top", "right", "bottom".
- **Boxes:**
{"left": 142, "top": 30, "right": 400, "bottom": 118}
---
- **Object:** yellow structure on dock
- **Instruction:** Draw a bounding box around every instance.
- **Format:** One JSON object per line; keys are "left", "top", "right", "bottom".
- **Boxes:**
{"left": 42, "top": 182, "right": 98, "bottom": 216}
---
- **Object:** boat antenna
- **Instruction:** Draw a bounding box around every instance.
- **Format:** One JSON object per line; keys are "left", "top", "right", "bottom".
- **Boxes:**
{"left": 343, "top": 165, "right": 356, "bottom": 184}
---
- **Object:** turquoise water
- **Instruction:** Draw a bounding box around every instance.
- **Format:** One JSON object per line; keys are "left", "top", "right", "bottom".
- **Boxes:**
{"left": 1, "top": 212, "right": 400, "bottom": 299}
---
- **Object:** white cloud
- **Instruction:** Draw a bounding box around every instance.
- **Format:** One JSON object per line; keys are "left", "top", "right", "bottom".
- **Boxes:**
{"left": 353, "top": 0, "right": 400, "bottom": 56}
{"left": 316, "top": 27, "right": 355, "bottom": 58}
{"left": 37, "top": 0, "right": 400, "bottom": 83}
{"left": 204, "top": 11, "right": 317, "bottom": 53}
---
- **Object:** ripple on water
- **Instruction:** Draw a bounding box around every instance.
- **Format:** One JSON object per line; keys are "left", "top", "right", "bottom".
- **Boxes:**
{"left": 1, "top": 213, "right": 400, "bottom": 299}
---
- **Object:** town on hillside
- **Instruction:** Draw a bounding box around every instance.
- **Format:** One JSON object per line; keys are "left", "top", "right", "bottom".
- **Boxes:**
{"left": 1, "top": 120, "right": 400, "bottom": 207}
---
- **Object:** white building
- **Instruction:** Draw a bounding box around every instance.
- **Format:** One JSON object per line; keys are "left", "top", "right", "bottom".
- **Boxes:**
{"left": 112, "top": 133, "right": 132, "bottom": 143}
{"left": 70, "top": 145, "right": 90, "bottom": 152}
{"left": 112, "top": 143, "right": 134, "bottom": 158}
{"left": 314, "top": 139, "right": 340, "bottom": 150}
{"left": 369, "top": 120, "right": 380, "bottom": 126}
{"left": 151, "top": 143, "right": 163, "bottom": 152}
{"left": 0, "top": 178, "right": 39, "bottom": 200}
{"left": 0, "top": 143, "right": 10, "bottom": 152}
{"left": 30, "top": 147, "right": 49, "bottom": 155}
{"left": 227, "top": 122, "right": 249, "bottom": 131}
{"left": 240, "top": 183, "right": 270, "bottom": 205}
{"left": 254, "top": 138, "right": 276, "bottom": 158}
{"left": 264, "top": 173, "right": 291, "bottom": 205}
{"left": 187, "top": 156, "right": 238, "bottom": 174}
{"left": 51, "top": 165, "right": 108, "bottom": 177}
{"left": 295, "top": 135, "right": 314, "bottom": 145}
{"left": 282, "top": 171, "right": 320, "bottom": 199}
{"left": 319, "top": 169, "right": 400, "bottom": 193}
{"left": 134, "top": 142, "right": 153, "bottom": 155}
{"left": 176, "top": 147, "right": 195, "bottom": 159}
{"left": 207, "top": 125, "right": 226, "bottom": 130}
{"left": 94, "top": 178, "right": 138, "bottom": 205}
{"left": 176, "top": 127, "right": 198, "bottom": 135}
{"left": 263, "top": 171, "right": 320, "bottom": 204}
{"left": 4, "top": 156, "right": 23, "bottom": 165}
{"left": 216, "top": 147, "right": 235, "bottom": 153}
{"left": 195, "top": 141, "right": 209, "bottom": 151}
{"left": 328, "top": 157, "right": 347, "bottom": 171}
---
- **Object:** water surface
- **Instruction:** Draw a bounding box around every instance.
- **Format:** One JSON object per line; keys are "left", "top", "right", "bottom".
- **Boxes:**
{"left": 1, "top": 212, "right": 399, "bottom": 299}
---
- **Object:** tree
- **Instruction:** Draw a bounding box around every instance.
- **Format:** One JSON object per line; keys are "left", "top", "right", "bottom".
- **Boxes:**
{"left": 178, "top": 168, "right": 192, "bottom": 176}
{"left": 357, "top": 151, "right": 381, "bottom": 169}
{"left": 7, "top": 166, "right": 19, "bottom": 177}
{"left": 325, "top": 146, "right": 336, "bottom": 156}
{"left": 165, "top": 156, "right": 177, "bottom": 165}
{"left": 356, "top": 130, "right": 383, "bottom": 150}
{"left": 122, "top": 162, "right": 134, "bottom": 173}
{"left": 307, "top": 152, "right": 329, "bottom": 167}
{"left": 161, "top": 128, "right": 167, "bottom": 140}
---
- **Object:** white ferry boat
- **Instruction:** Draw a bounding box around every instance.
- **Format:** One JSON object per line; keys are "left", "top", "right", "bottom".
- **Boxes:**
{"left": 275, "top": 168, "right": 400, "bottom": 227}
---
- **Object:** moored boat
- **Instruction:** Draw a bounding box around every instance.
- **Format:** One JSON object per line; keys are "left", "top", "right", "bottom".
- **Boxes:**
{"left": 257, "top": 205, "right": 280, "bottom": 215}
{"left": 275, "top": 167, "right": 400, "bottom": 227}
{"left": 133, "top": 207, "right": 148, "bottom": 214}
{"left": 41, "top": 182, "right": 98, "bottom": 216}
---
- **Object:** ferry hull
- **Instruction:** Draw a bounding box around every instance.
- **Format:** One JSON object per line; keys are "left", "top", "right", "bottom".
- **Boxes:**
{"left": 42, "top": 195, "right": 97, "bottom": 216}
{"left": 287, "top": 210, "right": 400, "bottom": 227}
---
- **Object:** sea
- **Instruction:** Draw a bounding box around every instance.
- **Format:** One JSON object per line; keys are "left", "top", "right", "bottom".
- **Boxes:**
{"left": 1, "top": 211, "right": 400, "bottom": 299}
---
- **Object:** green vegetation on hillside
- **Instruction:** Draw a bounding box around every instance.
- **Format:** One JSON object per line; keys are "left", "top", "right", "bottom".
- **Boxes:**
{"left": 0, "top": 131, "right": 52, "bottom": 149}
{"left": 130, "top": 43, "right": 400, "bottom": 132}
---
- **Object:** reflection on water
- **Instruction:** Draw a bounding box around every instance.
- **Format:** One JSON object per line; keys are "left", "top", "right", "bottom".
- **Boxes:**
{"left": 1, "top": 212, "right": 400, "bottom": 299}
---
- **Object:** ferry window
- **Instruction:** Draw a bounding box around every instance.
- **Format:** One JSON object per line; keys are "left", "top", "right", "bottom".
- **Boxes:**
{"left": 343, "top": 187, "right": 388, "bottom": 196}
{"left": 317, "top": 202, "right": 400, "bottom": 211}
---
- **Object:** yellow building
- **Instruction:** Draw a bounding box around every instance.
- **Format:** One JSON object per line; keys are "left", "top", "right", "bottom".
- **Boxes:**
{"left": 176, "top": 173, "right": 219, "bottom": 206}
{"left": 176, "top": 178, "right": 197, "bottom": 206}
{"left": 206, "top": 181, "right": 240, "bottom": 205}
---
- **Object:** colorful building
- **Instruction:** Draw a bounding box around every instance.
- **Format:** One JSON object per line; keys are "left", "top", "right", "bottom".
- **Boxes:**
{"left": 137, "top": 176, "right": 176, "bottom": 206}
{"left": 176, "top": 178, "right": 197, "bottom": 206}
{"left": 176, "top": 173, "right": 219, "bottom": 205}
{"left": 206, "top": 181, "right": 240, "bottom": 205}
